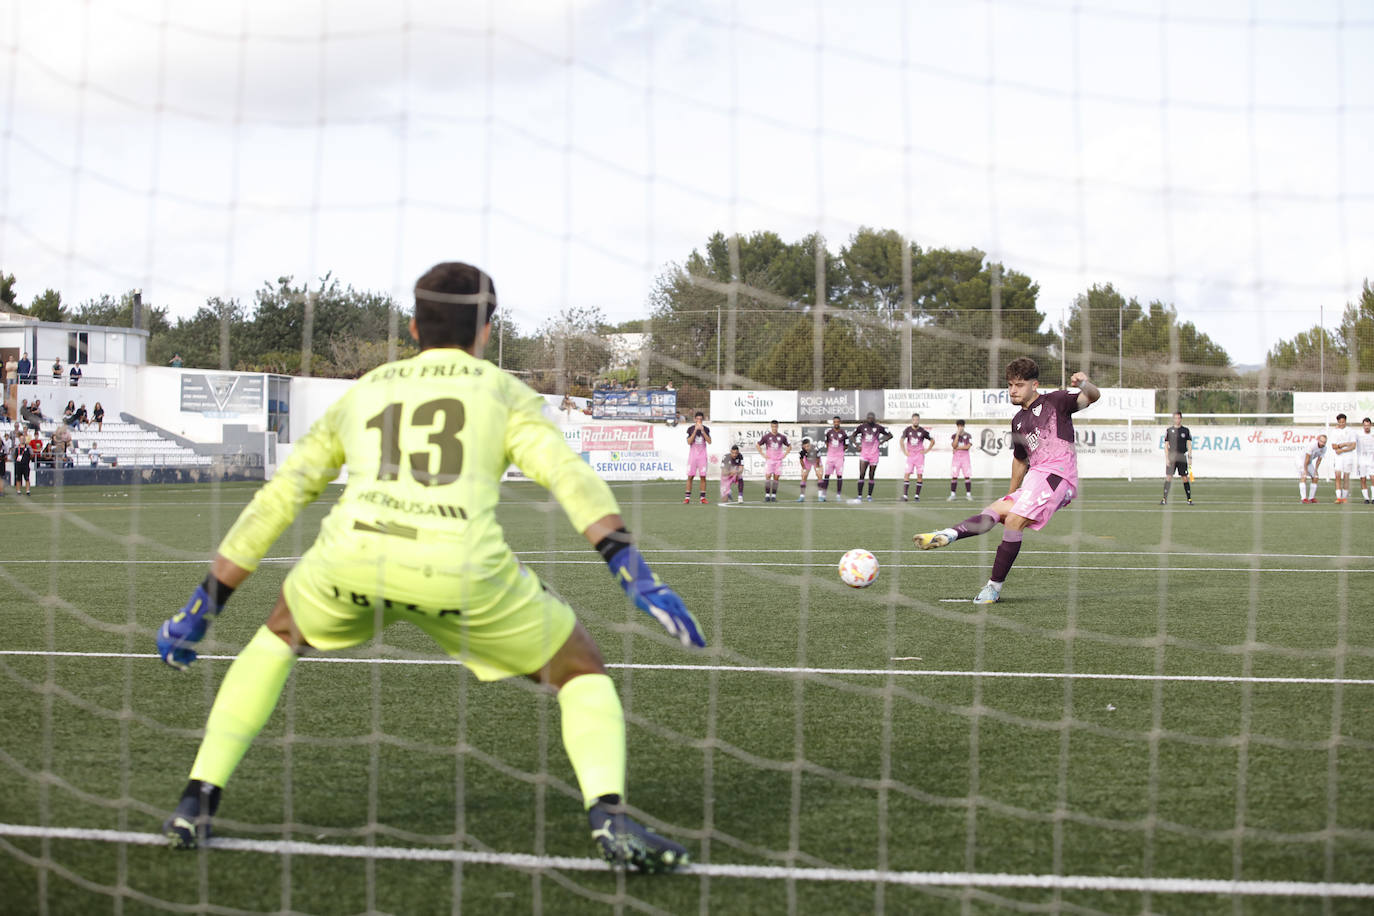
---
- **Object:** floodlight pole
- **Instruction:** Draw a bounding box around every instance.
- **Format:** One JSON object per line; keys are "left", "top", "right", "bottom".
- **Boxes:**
{"left": 716, "top": 305, "right": 721, "bottom": 387}
{"left": 1117, "top": 301, "right": 1123, "bottom": 387}
{"left": 1060, "top": 306, "right": 1067, "bottom": 389}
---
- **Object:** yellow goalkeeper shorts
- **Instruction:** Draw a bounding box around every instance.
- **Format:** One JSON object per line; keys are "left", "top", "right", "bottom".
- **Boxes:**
{"left": 280, "top": 545, "right": 576, "bottom": 681}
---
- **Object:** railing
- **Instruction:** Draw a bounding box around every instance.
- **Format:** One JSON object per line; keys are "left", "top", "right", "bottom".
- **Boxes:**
{"left": 6, "top": 375, "right": 119, "bottom": 389}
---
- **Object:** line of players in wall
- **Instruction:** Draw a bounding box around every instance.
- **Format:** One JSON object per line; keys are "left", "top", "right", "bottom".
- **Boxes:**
{"left": 682, "top": 411, "right": 976, "bottom": 505}
{"left": 684, "top": 410, "right": 1374, "bottom": 507}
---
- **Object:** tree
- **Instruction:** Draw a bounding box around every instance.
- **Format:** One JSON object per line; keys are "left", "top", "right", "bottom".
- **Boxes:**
{"left": 147, "top": 297, "right": 248, "bottom": 370}
{"left": 649, "top": 231, "right": 843, "bottom": 389}
{"left": 1058, "top": 284, "right": 1145, "bottom": 385}
{"left": 1263, "top": 281, "right": 1374, "bottom": 390}
{"left": 28, "top": 288, "right": 67, "bottom": 322}
{"left": 1337, "top": 279, "right": 1374, "bottom": 384}
{"left": 1118, "top": 302, "right": 1233, "bottom": 389}
{"left": 487, "top": 314, "right": 539, "bottom": 377}
{"left": 911, "top": 247, "right": 1051, "bottom": 387}
{"left": 0, "top": 272, "right": 16, "bottom": 312}
{"left": 840, "top": 227, "right": 916, "bottom": 320}
{"left": 749, "top": 314, "right": 890, "bottom": 389}
{"left": 531, "top": 306, "right": 612, "bottom": 391}
{"left": 71, "top": 290, "right": 172, "bottom": 334}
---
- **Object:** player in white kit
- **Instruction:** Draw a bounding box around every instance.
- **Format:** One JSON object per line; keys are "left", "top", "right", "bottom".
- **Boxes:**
{"left": 1356, "top": 417, "right": 1374, "bottom": 504}
{"left": 1299, "top": 435, "right": 1328, "bottom": 503}
{"left": 1328, "top": 413, "right": 1358, "bottom": 504}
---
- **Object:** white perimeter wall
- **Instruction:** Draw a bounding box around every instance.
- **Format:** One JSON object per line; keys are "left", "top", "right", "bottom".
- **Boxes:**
{"left": 559, "top": 421, "right": 1341, "bottom": 482}
{"left": 130, "top": 366, "right": 266, "bottom": 441}
{"left": 110, "top": 371, "right": 1344, "bottom": 485}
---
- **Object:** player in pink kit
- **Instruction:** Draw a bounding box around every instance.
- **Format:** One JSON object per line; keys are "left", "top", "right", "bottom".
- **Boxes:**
{"left": 914, "top": 358, "right": 1100, "bottom": 604}
{"left": 817, "top": 416, "right": 849, "bottom": 503}
{"left": 900, "top": 413, "right": 934, "bottom": 502}
{"left": 949, "top": 419, "right": 974, "bottom": 501}
{"left": 684, "top": 411, "right": 711, "bottom": 504}
{"left": 795, "top": 437, "right": 820, "bottom": 502}
{"left": 719, "top": 444, "right": 746, "bottom": 503}
{"left": 756, "top": 420, "right": 792, "bottom": 503}
{"left": 849, "top": 412, "right": 893, "bottom": 503}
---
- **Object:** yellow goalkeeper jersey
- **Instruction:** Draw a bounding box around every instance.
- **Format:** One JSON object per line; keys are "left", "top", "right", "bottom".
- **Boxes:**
{"left": 217, "top": 347, "right": 619, "bottom": 581}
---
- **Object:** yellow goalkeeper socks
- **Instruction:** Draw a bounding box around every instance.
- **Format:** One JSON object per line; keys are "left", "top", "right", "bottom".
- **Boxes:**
{"left": 189, "top": 625, "right": 297, "bottom": 788}
{"left": 558, "top": 673, "right": 627, "bottom": 808}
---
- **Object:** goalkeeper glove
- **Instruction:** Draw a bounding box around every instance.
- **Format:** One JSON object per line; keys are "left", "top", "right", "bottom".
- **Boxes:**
{"left": 597, "top": 530, "right": 705, "bottom": 648}
{"left": 157, "top": 575, "right": 234, "bottom": 671}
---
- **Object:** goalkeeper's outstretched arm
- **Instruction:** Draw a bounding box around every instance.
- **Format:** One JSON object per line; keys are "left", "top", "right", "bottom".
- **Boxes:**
{"left": 157, "top": 415, "right": 343, "bottom": 670}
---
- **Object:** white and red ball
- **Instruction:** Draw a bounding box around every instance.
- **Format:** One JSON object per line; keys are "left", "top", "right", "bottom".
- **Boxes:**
{"left": 838, "top": 548, "right": 879, "bottom": 588}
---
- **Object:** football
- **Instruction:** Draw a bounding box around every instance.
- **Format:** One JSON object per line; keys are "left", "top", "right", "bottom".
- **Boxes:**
{"left": 838, "top": 548, "right": 879, "bottom": 588}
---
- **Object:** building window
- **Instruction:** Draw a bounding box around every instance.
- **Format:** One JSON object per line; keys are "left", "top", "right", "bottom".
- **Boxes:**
{"left": 267, "top": 376, "right": 291, "bottom": 444}
{"left": 68, "top": 332, "right": 89, "bottom": 365}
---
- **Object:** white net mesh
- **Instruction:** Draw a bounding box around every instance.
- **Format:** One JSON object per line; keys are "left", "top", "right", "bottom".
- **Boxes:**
{"left": 2, "top": 2, "right": 1372, "bottom": 914}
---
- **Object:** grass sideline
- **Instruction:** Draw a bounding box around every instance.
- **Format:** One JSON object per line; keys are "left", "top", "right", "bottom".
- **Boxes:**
{"left": 1, "top": 478, "right": 1372, "bottom": 914}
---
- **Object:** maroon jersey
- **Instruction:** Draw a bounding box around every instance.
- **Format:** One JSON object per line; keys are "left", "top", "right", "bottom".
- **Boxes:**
{"left": 758, "top": 431, "right": 790, "bottom": 458}
{"left": 951, "top": 431, "right": 973, "bottom": 450}
{"left": 853, "top": 422, "right": 891, "bottom": 450}
{"left": 823, "top": 427, "right": 850, "bottom": 454}
{"left": 1010, "top": 388, "right": 1081, "bottom": 481}
{"left": 685, "top": 425, "right": 711, "bottom": 445}
{"left": 901, "top": 425, "right": 932, "bottom": 451}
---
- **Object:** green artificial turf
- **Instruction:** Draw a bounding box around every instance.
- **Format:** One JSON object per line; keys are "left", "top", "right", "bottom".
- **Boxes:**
{"left": 1, "top": 479, "right": 1371, "bottom": 914}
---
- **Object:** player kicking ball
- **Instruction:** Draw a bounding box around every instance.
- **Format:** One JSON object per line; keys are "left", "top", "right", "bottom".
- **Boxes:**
{"left": 155, "top": 262, "right": 703, "bottom": 873}
{"left": 914, "top": 358, "right": 1100, "bottom": 604}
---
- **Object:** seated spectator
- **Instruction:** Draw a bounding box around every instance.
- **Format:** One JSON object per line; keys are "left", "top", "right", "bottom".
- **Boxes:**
{"left": 69, "top": 364, "right": 82, "bottom": 386}
{"left": 62, "top": 400, "right": 76, "bottom": 425}
{"left": 0, "top": 401, "right": 8, "bottom": 424}
{"left": 20, "top": 400, "right": 41, "bottom": 432}
{"left": 52, "top": 424, "right": 73, "bottom": 462}
{"left": 92, "top": 402, "right": 105, "bottom": 431}
{"left": 52, "top": 357, "right": 62, "bottom": 380}
{"left": 73, "top": 404, "right": 89, "bottom": 428}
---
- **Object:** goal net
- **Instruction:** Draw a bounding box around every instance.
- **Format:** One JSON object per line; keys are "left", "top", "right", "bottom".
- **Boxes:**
{"left": 2, "top": 2, "right": 1371, "bottom": 914}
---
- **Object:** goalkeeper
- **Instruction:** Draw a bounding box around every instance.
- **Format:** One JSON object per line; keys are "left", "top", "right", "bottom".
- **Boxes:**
{"left": 156, "top": 262, "right": 703, "bottom": 873}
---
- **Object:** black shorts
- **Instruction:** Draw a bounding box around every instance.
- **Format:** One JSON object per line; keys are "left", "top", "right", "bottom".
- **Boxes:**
{"left": 1167, "top": 457, "right": 1188, "bottom": 477}
{"left": 14, "top": 463, "right": 30, "bottom": 482}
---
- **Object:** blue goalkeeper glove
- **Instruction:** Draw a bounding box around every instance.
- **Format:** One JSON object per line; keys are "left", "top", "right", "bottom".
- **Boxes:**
{"left": 157, "top": 576, "right": 233, "bottom": 671}
{"left": 599, "top": 532, "right": 704, "bottom": 648}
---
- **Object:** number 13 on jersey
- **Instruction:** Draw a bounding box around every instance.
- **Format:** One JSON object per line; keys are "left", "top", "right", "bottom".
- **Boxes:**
{"left": 365, "top": 398, "right": 465, "bottom": 486}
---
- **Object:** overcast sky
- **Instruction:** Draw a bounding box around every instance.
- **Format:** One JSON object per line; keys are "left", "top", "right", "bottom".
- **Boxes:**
{"left": 2, "top": 0, "right": 1370, "bottom": 367}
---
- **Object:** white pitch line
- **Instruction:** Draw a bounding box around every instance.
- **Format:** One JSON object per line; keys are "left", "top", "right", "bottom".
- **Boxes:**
{"left": 515, "top": 560, "right": 1372, "bottom": 574}
{"left": 514, "top": 549, "right": 1374, "bottom": 561}
{"left": 3, "top": 651, "right": 1370, "bottom": 686}
{"left": 0, "top": 559, "right": 1366, "bottom": 574}
{"left": 0, "top": 824, "right": 1368, "bottom": 898}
